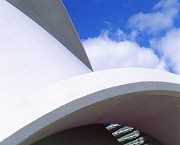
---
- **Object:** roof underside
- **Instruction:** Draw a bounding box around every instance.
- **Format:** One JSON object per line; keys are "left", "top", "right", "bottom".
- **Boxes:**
{"left": 6, "top": 0, "right": 93, "bottom": 71}
{"left": 2, "top": 83, "right": 180, "bottom": 145}
{"left": 1, "top": 68, "right": 180, "bottom": 145}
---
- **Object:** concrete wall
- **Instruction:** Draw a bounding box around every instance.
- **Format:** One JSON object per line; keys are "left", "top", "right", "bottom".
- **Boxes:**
{"left": 6, "top": 0, "right": 93, "bottom": 70}
{"left": 1, "top": 68, "right": 180, "bottom": 145}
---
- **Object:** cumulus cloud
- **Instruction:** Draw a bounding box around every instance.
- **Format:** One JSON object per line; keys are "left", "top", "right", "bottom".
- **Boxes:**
{"left": 82, "top": 0, "right": 180, "bottom": 73}
{"left": 83, "top": 31, "right": 166, "bottom": 71}
{"left": 150, "top": 28, "right": 180, "bottom": 74}
{"left": 128, "top": 0, "right": 180, "bottom": 34}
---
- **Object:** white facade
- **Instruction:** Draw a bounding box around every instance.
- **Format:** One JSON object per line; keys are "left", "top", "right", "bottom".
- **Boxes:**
{"left": 0, "top": 1, "right": 90, "bottom": 141}
{"left": 0, "top": 0, "right": 91, "bottom": 109}
{"left": 0, "top": 1, "right": 180, "bottom": 145}
{"left": 1, "top": 68, "right": 180, "bottom": 145}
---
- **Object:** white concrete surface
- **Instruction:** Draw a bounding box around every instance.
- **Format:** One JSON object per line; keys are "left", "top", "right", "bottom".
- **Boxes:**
{"left": 6, "top": 0, "right": 93, "bottom": 70}
{"left": 0, "top": 68, "right": 180, "bottom": 145}
{"left": 1, "top": 1, "right": 180, "bottom": 145}
{"left": 0, "top": 0, "right": 91, "bottom": 111}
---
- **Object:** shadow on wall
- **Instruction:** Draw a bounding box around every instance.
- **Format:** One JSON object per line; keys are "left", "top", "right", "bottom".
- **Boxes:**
{"left": 32, "top": 124, "right": 119, "bottom": 145}
{"left": 32, "top": 124, "right": 162, "bottom": 145}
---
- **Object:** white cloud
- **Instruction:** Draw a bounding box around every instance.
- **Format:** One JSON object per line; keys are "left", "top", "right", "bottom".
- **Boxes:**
{"left": 82, "top": 0, "right": 180, "bottom": 74}
{"left": 83, "top": 31, "right": 166, "bottom": 71}
{"left": 150, "top": 28, "right": 180, "bottom": 74}
{"left": 128, "top": 0, "right": 180, "bottom": 34}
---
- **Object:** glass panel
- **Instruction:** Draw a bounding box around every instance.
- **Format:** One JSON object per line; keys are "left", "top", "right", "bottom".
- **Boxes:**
{"left": 112, "top": 126, "right": 134, "bottom": 136}
{"left": 106, "top": 124, "right": 121, "bottom": 130}
{"left": 117, "top": 130, "right": 140, "bottom": 142}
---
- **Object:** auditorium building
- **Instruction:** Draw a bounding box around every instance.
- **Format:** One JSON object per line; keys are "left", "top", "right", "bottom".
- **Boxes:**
{"left": 0, "top": 0, "right": 180, "bottom": 145}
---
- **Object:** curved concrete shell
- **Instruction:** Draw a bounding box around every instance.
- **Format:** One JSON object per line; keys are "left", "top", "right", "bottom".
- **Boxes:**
{"left": 0, "top": 0, "right": 91, "bottom": 107}
{"left": 1, "top": 0, "right": 180, "bottom": 145}
{"left": 1, "top": 68, "right": 180, "bottom": 145}
{"left": 6, "top": 0, "right": 92, "bottom": 70}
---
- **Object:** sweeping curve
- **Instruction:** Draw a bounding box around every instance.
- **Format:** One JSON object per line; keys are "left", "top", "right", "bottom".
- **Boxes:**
{"left": 0, "top": 1, "right": 91, "bottom": 120}
{"left": 1, "top": 68, "right": 180, "bottom": 145}
{"left": 6, "top": 0, "right": 93, "bottom": 70}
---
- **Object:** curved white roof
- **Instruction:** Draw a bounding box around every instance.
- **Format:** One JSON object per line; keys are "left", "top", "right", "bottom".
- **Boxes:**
{"left": 1, "top": 1, "right": 180, "bottom": 145}
{"left": 0, "top": 1, "right": 91, "bottom": 102}
{"left": 6, "top": 0, "right": 93, "bottom": 70}
{"left": 0, "top": 68, "right": 180, "bottom": 144}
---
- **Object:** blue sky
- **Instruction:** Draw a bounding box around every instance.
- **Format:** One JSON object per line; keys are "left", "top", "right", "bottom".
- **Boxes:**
{"left": 63, "top": 0, "right": 157, "bottom": 39}
{"left": 63, "top": 0, "right": 180, "bottom": 74}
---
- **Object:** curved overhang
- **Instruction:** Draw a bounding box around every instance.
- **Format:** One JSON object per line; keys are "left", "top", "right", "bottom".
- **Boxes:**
{"left": 1, "top": 68, "right": 180, "bottom": 145}
{"left": 6, "top": 0, "right": 93, "bottom": 71}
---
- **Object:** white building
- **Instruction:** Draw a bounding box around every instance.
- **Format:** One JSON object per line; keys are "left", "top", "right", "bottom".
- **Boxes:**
{"left": 0, "top": 0, "right": 180, "bottom": 145}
